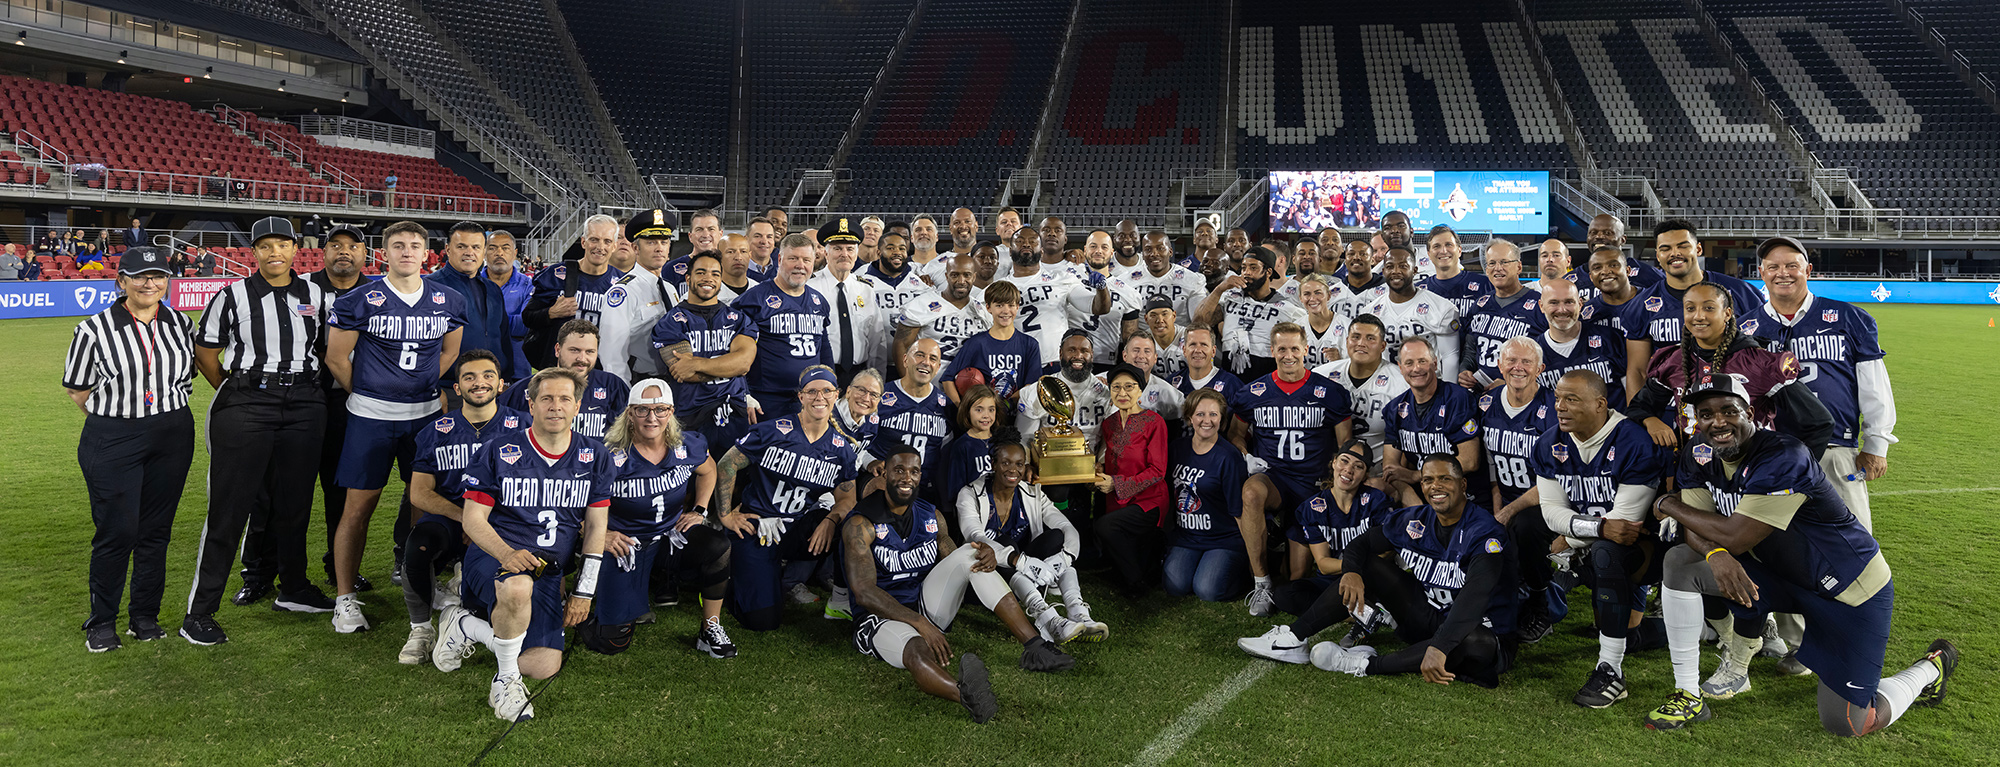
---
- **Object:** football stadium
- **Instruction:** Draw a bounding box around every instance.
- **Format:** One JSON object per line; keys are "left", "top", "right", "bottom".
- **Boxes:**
{"left": 1, "top": 0, "right": 1995, "bottom": 764}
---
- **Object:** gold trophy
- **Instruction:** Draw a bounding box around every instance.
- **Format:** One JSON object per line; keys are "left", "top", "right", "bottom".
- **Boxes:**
{"left": 1030, "top": 375, "right": 1097, "bottom": 484}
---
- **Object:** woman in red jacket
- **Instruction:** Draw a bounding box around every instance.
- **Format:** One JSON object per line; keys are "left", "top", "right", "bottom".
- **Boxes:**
{"left": 1091, "top": 363, "right": 1170, "bottom": 594}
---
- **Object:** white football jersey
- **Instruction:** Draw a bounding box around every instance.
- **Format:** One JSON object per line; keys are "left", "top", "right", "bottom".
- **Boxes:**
{"left": 1125, "top": 264, "right": 1209, "bottom": 326}
{"left": 895, "top": 289, "right": 990, "bottom": 364}
{"left": 1217, "top": 288, "right": 1309, "bottom": 362}
{"left": 1302, "top": 313, "right": 1348, "bottom": 369}
{"left": 1312, "top": 358, "right": 1410, "bottom": 459}
{"left": 1008, "top": 265, "right": 1098, "bottom": 363}
{"left": 1360, "top": 287, "right": 1463, "bottom": 379}
{"left": 1330, "top": 281, "right": 1388, "bottom": 324}
{"left": 1017, "top": 373, "right": 1114, "bottom": 451}
{"left": 1073, "top": 273, "right": 1139, "bottom": 365}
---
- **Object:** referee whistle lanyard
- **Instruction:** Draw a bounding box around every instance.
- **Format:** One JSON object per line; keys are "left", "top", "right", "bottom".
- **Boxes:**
{"left": 134, "top": 306, "right": 158, "bottom": 408}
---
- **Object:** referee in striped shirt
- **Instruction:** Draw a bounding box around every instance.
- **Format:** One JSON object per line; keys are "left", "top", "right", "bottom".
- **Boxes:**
{"left": 182, "top": 217, "right": 336, "bottom": 646}
{"left": 66, "top": 247, "right": 197, "bottom": 652}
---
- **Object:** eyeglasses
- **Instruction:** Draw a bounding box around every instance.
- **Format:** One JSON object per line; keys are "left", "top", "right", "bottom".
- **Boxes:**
{"left": 630, "top": 406, "right": 672, "bottom": 419}
{"left": 800, "top": 387, "right": 840, "bottom": 400}
{"left": 1109, "top": 382, "right": 1143, "bottom": 393}
{"left": 124, "top": 273, "right": 170, "bottom": 284}
{"left": 850, "top": 388, "right": 882, "bottom": 400}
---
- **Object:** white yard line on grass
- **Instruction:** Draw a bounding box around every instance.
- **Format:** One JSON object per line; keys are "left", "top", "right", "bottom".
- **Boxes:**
{"left": 1129, "top": 659, "right": 1274, "bottom": 767}
{"left": 1874, "top": 487, "right": 2000, "bottom": 497}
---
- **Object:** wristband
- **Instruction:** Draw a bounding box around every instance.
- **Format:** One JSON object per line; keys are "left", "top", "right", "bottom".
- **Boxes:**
{"left": 1705, "top": 547, "right": 1729, "bottom": 561}
{"left": 574, "top": 553, "right": 603, "bottom": 599}
{"left": 1568, "top": 515, "right": 1605, "bottom": 540}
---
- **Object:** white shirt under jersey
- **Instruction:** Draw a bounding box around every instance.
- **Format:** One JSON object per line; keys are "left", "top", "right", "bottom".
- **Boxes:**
{"left": 1313, "top": 358, "right": 1410, "bottom": 460}
{"left": 1009, "top": 265, "right": 1099, "bottom": 364}
{"left": 1360, "top": 287, "right": 1463, "bottom": 380}
{"left": 1017, "top": 372, "right": 1114, "bottom": 451}
{"left": 895, "top": 287, "right": 990, "bottom": 365}
{"left": 1302, "top": 312, "right": 1348, "bottom": 369}
{"left": 1126, "top": 263, "right": 1208, "bottom": 327}
{"left": 1217, "top": 287, "right": 1309, "bottom": 372}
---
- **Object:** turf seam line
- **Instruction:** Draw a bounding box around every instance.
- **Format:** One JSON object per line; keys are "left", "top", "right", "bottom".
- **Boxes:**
{"left": 1128, "top": 659, "right": 1274, "bottom": 767}
{"left": 1872, "top": 487, "right": 2000, "bottom": 497}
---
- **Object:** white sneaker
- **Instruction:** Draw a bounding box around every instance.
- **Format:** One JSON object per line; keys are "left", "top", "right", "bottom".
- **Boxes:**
{"left": 1037, "top": 611, "right": 1087, "bottom": 645}
{"left": 1759, "top": 618, "right": 1789, "bottom": 658}
{"left": 433, "top": 564, "right": 461, "bottom": 610}
{"left": 1237, "top": 625, "right": 1309, "bottom": 664}
{"left": 1067, "top": 602, "right": 1110, "bottom": 642}
{"left": 432, "top": 605, "right": 480, "bottom": 672}
{"left": 1701, "top": 659, "right": 1753, "bottom": 699}
{"left": 787, "top": 583, "right": 820, "bottom": 604}
{"left": 398, "top": 624, "right": 437, "bottom": 665}
{"left": 331, "top": 594, "right": 370, "bottom": 634}
{"left": 1310, "top": 642, "right": 1375, "bottom": 676}
{"left": 489, "top": 673, "right": 534, "bottom": 722}
{"left": 1245, "top": 582, "right": 1276, "bottom": 617}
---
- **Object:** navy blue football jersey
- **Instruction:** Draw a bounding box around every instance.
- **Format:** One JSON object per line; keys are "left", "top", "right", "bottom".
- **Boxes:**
{"left": 460, "top": 429, "right": 615, "bottom": 562}
{"left": 735, "top": 416, "right": 859, "bottom": 519}
{"left": 329, "top": 282, "right": 466, "bottom": 406}
{"left": 1530, "top": 417, "right": 1670, "bottom": 520}
{"left": 1377, "top": 503, "right": 1518, "bottom": 634}
{"left": 1477, "top": 388, "right": 1557, "bottom": 508}
{"left": 1618, "top": 274, "right": 1765, "bottom": 347}
{"left": 529, "top": 262, "right": 622, "bottom": 327}
{"left": 650, "top": 301, "right": 753, "bottom": 410}
{"left": 1168, "top": 437, "right": 1248, "bottom": 551}
{"left": 976, "top": 485, "right": 1034, "bottom": 550}
{"left": 729, "top": 281, "right": 830, "bottom": 395}
{"left": 1228, "top": 372, "right": 1353, "bottom": 479}
{"left": 499, "top": 369, "right": 628, "bottom": 439}
{"left": 1462, "top": 290, "right": 1549, "bottom": 383}
{"left": 1678, "top": 430, "right": 1885, "bottom": 603}
{"left": 871, "top": 380, "right": 953, "bottom": 475}
{"left": 1579, "top": 293, "right": 1633, "bottom": 337}
{"left": 1742, "top": 297, "right": 1885, "bottom": 449}
{"left": 942, "top": 330, "right": 1041, "bottom": 400}
{"left": 1536, "top": 325, "right": 1628, "bottom": 406}
{"left": 1294, "top": 485, "right": 1393, "bottom": 551}
{"left": 1381, "top": 383, "right": 1480, "bottom": 458}
{"left": 606, "top": 432, "right": 711, "bottom": 540}
{"left": 854, "top": 495, "right": 942, "bottom": 607}
{"left": 936, "top": 433, "right": 991, "bottom": 512}
{"left": 1418, "top": 270, "right": 1493, "bottom": 318}
{"left": 1174, "top": 367, "right": 1242, "bottom": 402}
{"left": 413, "top": 407, "right": 527, "bottom": 509}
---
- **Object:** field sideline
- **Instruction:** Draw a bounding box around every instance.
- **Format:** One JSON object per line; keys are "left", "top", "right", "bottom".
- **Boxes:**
{"left": 2, "top": 304, "right": 1995, "bottom": 766}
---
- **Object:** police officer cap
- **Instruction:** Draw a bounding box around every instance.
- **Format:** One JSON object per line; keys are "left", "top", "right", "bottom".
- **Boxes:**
{"left": 817, "top": 217, "right": 863, "bottom": 246}
{"left": 627, "top": 209, "right": 679, "bottom": 240}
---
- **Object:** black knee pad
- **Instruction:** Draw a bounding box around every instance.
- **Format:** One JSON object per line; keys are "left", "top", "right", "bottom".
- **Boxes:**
{"left": 579, "top": 618, "right": 634, "bottom": 656}
{"left": 1024, "top": 528, "right": 1067, "bottom": 560}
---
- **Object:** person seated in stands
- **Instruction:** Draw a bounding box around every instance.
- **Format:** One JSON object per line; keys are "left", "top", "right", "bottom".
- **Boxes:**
{"left": 75, "top": 240, "right": 104, "bottom": 267}
{"left": 0, "top": 245, "right": 23, "bottom": 281}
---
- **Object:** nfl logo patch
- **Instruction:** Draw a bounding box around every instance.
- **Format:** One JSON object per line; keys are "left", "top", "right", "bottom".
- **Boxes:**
{"left": 1644, "top": 296, "right": 1664, "bottom": 312}
{"left": 578, "top": 448, "right": 595, "bottom": 464}
{"left": 1536, "top": 406, "right": 1547, "bottom": 419}
{"left": 431, "top": 292, "right": 445, "bottom": 304}
{"left": 1376, "top": 374, "right": 1389, "bottom": 386}
{"left": 434, "top": 417, "right": 453, "bottom": 433}
{"left": 1313, "top": 386, "right": 1326, "bottom": 398}
{"left": 503, "top": 416, "right": 520, "bottom": 428}
{"left": 1525, "top": 299, "right": 1537, "bottom": 311}
{"left": 1309, "top": 497, "right": 1327, "bottom": 512}
{"left": 675, "top": 446, "right": 687, "bottom": 459}
{"left": 874, "top": 524, "right": 891, "bottom": 540}
{"left": 925, "top": 518, "right": 938, "bottom": 533}
{"left": 498, "top": 443, "right": 523, "bottom": 465}
{"left": 1607, "top": 447, "right": 1616, "bottom": 462}
{"left": 606, "top": 285, "right": 627, "bottom": 307}
{"left": 1588, "top": 336, "right": 1602, "bottom": 348}
{"left": 775, "top": 418, "right": 794, "bottom": 435}
{"left": 765, "top": 295, "right": 783, "bottom": 310}
{"left": 1693, "top": 443, "right": 1713, "bottom": 465}
{"left": 1406, "top": 519, "right": 1425, "bottom": 538}
{"left": 1552, "top": 444, "right": 1569, "bottom": 462}
{"left": 1417, "top": 303, "right": 1430, "bottom": 315}
{"left": 832, "top": 435, "right": 846, "bottom": 448}
{"left": 1822, "top": 309, "right": 1839, "bottom": 323}
{"left": 365, "top": 290, "right": 386, "bottom": 306}
{"left": 727, "top": 312, "right": 738, "bottom": 321}
{"left": 593, "top": 388, "right": 607, "bottom": 400}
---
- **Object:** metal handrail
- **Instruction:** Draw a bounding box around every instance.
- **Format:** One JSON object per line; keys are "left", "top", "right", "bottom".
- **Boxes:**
{"left": 0, "top": 156, "right": 521, "bottom": 218}
{"left": 11, "top": 129, "right": 68, "bottom": 168}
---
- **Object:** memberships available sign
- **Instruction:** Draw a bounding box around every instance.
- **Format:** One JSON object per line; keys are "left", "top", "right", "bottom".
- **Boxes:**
{"left": 0, "top": 279, "right": 121, "bottom": 320}
{"left": 170, "top": 278, "right": 241, "bottom": 312}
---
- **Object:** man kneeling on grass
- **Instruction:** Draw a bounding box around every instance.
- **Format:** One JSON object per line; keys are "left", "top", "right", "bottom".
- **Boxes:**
{"left": 1238, "top": 454, "right": 1519, "bottom": 687}
{"left": 842, "top": 446, "right": 1076, "bottom": 723}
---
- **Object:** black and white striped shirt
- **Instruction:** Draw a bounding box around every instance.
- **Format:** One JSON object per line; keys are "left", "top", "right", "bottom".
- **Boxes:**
{"left": 63, "top": 299, "right": 197, "bottom": 418}
{"left": 194, "top": 271, "right": 327, "bottom": 375}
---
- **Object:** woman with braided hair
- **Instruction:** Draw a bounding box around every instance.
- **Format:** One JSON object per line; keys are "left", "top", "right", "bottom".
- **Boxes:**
{"left": 1625, "top": 281, "right": 1833, "bottom": 454}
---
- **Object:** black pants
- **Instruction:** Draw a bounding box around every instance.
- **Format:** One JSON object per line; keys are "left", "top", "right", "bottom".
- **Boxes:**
{"left": 187, "top": 380, "right": 325, "bottom": 616}
{"left": 1576, "top": 538, "right": 1662, "bottom": 640}
{"left": 79, "top": 409, "right": 195, "bottom": 630}
{"left": 1094, "top": 504, "right": 1163, "bottom": 594}
{"left": 651, "top": 525, "right": 733, "bottom": 603}
{"left": 246, "top": 386, "right": 410, "bottom": 585}
{"left": 1507, "top": 511, "right": 1557, "bottom": 599}
{"left": 1291, "top": 555, "right": 1512, "bottom": 688}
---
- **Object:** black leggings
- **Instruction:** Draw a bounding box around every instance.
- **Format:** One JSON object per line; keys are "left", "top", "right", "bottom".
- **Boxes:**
{"left": 651, "top": 525, "right": 732, "bottom": 603}
{"left": 1507, "top": 511, "right": 1556, "bottom": 597}
{"left": 1289, "top": 555, "right": 1510, "bottom": 688}
{"left": 1576, "top": 538, "right": 1661, "bottom": 639}
{"left": 401, "top": 520, "right": 464, "bottom": 624}
{"left": 1094, "top": 504, "right": 1163, "bottom": 593}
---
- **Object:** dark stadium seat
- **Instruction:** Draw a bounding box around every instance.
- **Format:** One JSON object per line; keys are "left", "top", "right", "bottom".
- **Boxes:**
{"left": 744, "top": 0, "right": 919, "bottom": 209}
{"left": 556, "top": 0, "right": 731, "bottom": 177}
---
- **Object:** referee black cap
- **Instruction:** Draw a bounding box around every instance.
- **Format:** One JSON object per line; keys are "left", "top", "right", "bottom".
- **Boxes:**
{"left": 251, "top": 216, "right": 299, "bottom": 245}
{"left": 627, "top": 209, "right": 679, "bottom": 240}
{"left": 118, "top": 246, "right": 170, "bottom": 275}
{"left": 326, "top": 222, "right": 367, "bottom": 242}
{"left": 817, "top": 217, "right": 863, "bottom": 246}
{"left": 1684, "top": 376, "right": 1753, "bottom": 410}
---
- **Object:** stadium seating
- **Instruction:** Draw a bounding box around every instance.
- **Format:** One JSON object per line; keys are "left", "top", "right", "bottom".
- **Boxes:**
{"left": 743, "top": 0, "right": 917, "bottom": 209}
{"left": 1038, "top": 0, "right": 1227, "bottom": 217}
{"left": 1235, "top": 3, "right": 1573, "bottom": 175}
{"left": 0, "top": 76, "right": 336, "bottom": 202}
{"left": 841, "top": 0, "right": 1067, "bottom": 212}
{"left": 556, "top": 0, "right": 732, "bottom": 177}
{"left": 1902, "top": 0, "right": 2000, "bottom": 86}
{"left": 246, "top": 117, "right": 514, "bottom": 216}
{"left": 1708, "top": 0, "right": 2000, "bottom": 215}
{"left": 420, "top": 0, "right": 632, "bottom": 189}
{"left": 1533, "top": 0, "right": 1811, "bottom": 215}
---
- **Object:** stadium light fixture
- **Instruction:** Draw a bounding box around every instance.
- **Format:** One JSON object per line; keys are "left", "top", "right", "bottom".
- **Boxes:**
{"left": 277, "top": 79, "right": 286, "bottom": 92}
{"left": 340, "top": 91, "right": 349, "bottom": 103}
{"left": 118, "top": 50, "right": 128, "bottom": 64}
{"left": 204, "top": 66, "right": 212, "bottom": 79}
{"left": 16, "top": 32, "right": 25, "bottom": 45}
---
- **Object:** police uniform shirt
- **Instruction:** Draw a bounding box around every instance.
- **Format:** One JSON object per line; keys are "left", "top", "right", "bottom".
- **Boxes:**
{"left": 1478, "top": 387, "right": 1558, "bottom": 509}
{"left": 64, "top": 298, "right": 197, "bottom": 418}
{"left": 1312, "top": 359, "right": 1409, "bottom": 460}
{"left": 1743, "top": 293, "right": 1895, "bottom": 452}
{"left": 195, "top": 270, "right": 328, "bottom": 376}
{"left": 598, "top": 265, "right": 681, "bottom": 380}
{"left": 807, "top": 267, "right": 887, "bottom": 371}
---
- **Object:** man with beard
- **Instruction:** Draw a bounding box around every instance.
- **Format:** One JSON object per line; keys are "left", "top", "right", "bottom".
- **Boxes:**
{"left": 867, "top": 232, "right": 930, "bottom": 322}
{"left": 1077, "top": 229, "right": 1141, "bottom": 371}
{"left": 909, "top": 215, "right": 943, "bottom": 273}
{"left": 1418, "top": 226, "right": 1492, "bottom": 319}
{"left": 1008, "top": 226, "right": 1112, "bottom": 372}
{"left": 1379, "top": 211, "right": 1433, "bottom": 276}
{"left": 485, "top": 230, "right": 534, "bottom": 380}
{"left": 302, "top": 224, "right": 376, "bottom": 592}
{"left": 733, "top": 235, "right": 831, "bottom": 420}
{"left": 895, "top": 255, "right": 989, "bottom": 368}
{"left": 501, "top": 320, "right": 630, "bottom": 439}
{"left": 1359, "top": 249, "right": 1462, "bottom": 381}
{"left": 1196, "top": 245, "right": 1308, "bottom": 381}
{"left": 1175, "top": 325, "right": 1241, "bottom": 404}
{"left": 872, "top": 339, "right": 955, "bottom": 505}
{"left": 1222, "top": 228, "right": 1252, "bottom": 272}
{"left": 917, "top": 208, "right": 984, "bottom": 287}
{"left": 1112, "top": 220, "right": 1144, "bottom": 279}
{"left": 1620, "top": 221, "right": 1764, "bottom": 408}
{"left": 808, "top": 218, "right": 887, "bottom": 384}
{"left": 1458, "top": 240, "right": 1545, "bottom": 390}
{"left": 524, "top": 215, "right": 622, "bottom": 367}
{"left": 1314, "top": 314, "right": 1408, "bottom": 466}
{"left": 600, "top": 210, "right": 682, "bottom": 381}
{"left": 1538, "top": 278, "right": 1627, "bottom": 406}
{"left": 652, "top": 251, "right": 756, "bottom": 461}
{"left": 428, "top": 222, "right": 516, "bottom": 381}
{"left": 1019, "top": 331, "right": 1114, "bottom": 450}
{"left": 1330, "top": 240, "right": 1387, "bottom": 324}
{"left": 1581, "top": 246, "right": 1642, "bottom": 340}
{"left": 968, "top": 242, "right": 1002, "bottom": 291}
{"left": 843, "top": 448, "right": 1075, "bottom": 725}
{"left": 1232, "top": 323, "right": 1355, "bottom": 616}
{"left": 1294, "top": 239, "right": 1321, "bottom": 282}
{"left": 1588, "top": 214, "right": 1662, "bottom": 292}
{"left": 1128, "top": 231, "right": 1207, "bottom": 328}
{"left": 1197, "top": 246, "right": 1230, "bottom": 290}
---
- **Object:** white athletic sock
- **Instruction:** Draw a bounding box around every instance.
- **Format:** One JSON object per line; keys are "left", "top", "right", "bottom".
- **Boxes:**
{"left": 463, "top": 613, "right": 496, "bottom": 646}
{"left": 828, "top": 585, "right": 851, "bottom": 610}
{"left": 411, "top": 620, "right": 433, "bottom": 632}
{"left": 1253, "top": 575, "right": 1272, "bottom": 586}
{"left": 491, "top": 632, "right": 525, "bottom": 679}
{"left": 1011, "top": 573, "right": 1052, "bottom": 618}
{"left": 1663, "top": 588, "right": 1705, "bottom": 694}
{"left": 1706, "top": 613, "right": 1734, "bottom": 644}
{"left": 1598, "top": 634, "right": 1628, "bottom": 675}
{"left": 1873, "top": 658, "right": 1942, "bottom": 727}
{"left": 1058, "top": 567, "right": 1086, "bottom": 613}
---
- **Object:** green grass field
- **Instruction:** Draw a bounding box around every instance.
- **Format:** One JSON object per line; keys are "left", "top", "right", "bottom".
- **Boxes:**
{"left": 2, "top": 304, "right": 1995, "bottom": 766}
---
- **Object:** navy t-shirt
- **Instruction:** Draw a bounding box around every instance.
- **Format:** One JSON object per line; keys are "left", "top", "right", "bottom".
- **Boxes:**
{"left": 1167, "top": 436, "right": 1248, "bottom": 551}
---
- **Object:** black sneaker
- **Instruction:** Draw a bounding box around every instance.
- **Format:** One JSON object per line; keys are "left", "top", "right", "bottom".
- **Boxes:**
{"left": 1916, "top": 638, "right": 1958, "bottom": 708}
{"left": 1517, "top": 607, "right": 1556, "bottom": 644}
{"left": 957, "top": 653, "right": 998, "bottom": 724}
{"left": 1574, "top": 662, "right": 1628, "bottom": 709}
{"left": 1018, "top": 636, "right": 1075, "bottom": 672}
{"left": 696, "top": 617, "right": 737, "bottom": 659}
{"left": 272, "top": 585, "right": 337, "bottom": 613}
{"left": 126, "top": 617, "right": 165, "bottom": 642}
{"left": 231, "top": 579, "right": 273, "bottom": 607}
{"left": 85, "top": 623, "right": 121, "bottom": 653}
{"left": 180, "top": 614, "right": 228, "bottom": 646}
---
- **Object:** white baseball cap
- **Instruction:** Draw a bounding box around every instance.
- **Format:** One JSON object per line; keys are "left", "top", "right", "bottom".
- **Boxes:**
{"left": 630, "top": 378, "right": 674, "bottom": 407}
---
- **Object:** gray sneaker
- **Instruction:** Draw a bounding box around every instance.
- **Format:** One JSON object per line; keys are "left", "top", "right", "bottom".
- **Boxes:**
{"left": 1701, "top": 658, "right": 1752, "bottom": 699}
{"left": 1245, "top": 583, "right": 1276, "bottom": 617}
